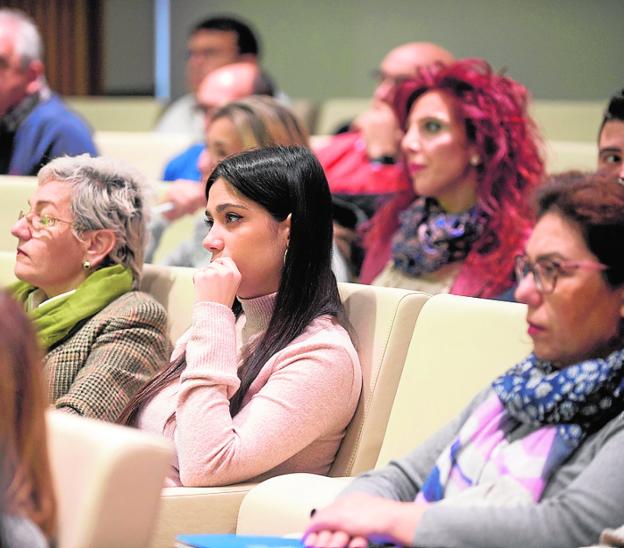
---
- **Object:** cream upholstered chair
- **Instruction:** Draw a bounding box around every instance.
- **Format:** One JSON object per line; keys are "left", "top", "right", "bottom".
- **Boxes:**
{"left": 46, "top": 410, "right": 174, "bottom": 548}
{"left": 0, "top": 250, "right": 17, "bottom": 286}
{"left": 236, "top": 293, "right": 532, "bottom": 536}
{"left": 94, "top": 131, "right": 194, "bottom": 181}
{"left": 150, "top": 283, "right": 429, "bottom": 547}
{"left": 0, "top": 175, "right": 38, "bottom": 252}
{"left": 141, "top": 263, "right": 196, "bottom": 341}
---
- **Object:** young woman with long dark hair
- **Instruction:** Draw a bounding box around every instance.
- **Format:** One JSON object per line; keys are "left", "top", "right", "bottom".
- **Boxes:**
{"left": 120, "top": 146, "right": 361, "bottom": 487}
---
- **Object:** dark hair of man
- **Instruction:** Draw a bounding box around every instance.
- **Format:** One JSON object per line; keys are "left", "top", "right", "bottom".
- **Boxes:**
{"left": 599, "top": 89, "right": 624, "bottom": 136}
{"left": 119, "top": 146, "right": 349, "bottom": 423}
{"left": 191, "top": 15, "right": 260, "bottom": 57}
{"left": 536, "top": 171, "right": 624, "bottom": 288}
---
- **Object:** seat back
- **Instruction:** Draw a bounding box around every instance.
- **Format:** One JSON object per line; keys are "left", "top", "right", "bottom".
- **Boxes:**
{"left": 375, "top": 293, "right": 531, "bottom": 466}
{"left": 0, "top": 176, "right": 38, "bottom": 252}
{"left": 0, "top": 250, "right": 16, "bottom": 287}
{"left": 329, "top": 283, "right": 429, "bottom": 476}
{"left": 94, "top": 131, "right": 194, "bottom": 181}
{"left": 141, "top": 263, "right": 196, "bottom": 341}
{"left": 46, "top": 410, "right": 173, "bottom": 548}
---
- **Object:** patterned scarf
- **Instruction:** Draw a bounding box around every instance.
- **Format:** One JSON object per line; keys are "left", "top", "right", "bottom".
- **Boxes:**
{"left": 391, "top": 197, "right": 486, "bottom": 276}
{"left": 11, "top": 264, "right": 133, "bottom": 349}
{"left": 418, "top": 347, "right": 624, "bottom": 504}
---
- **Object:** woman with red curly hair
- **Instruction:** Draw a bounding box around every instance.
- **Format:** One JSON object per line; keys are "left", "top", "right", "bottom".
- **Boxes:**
{"left": 359, "top": 58, "right": 544, "bottom": 299}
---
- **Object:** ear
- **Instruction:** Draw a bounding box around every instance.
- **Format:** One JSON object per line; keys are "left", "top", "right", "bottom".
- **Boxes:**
{"left": 24, "top": 60, "right": 44, "bottom": 95}
{"left": 81, "top": 229, "right": 117, "bottom": 269}
{"left": 279, "top": 213, "right": 292, "bottom": 246}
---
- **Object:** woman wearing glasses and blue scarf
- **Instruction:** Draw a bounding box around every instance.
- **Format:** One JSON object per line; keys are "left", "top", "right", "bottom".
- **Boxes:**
{"left": 306, "top": 172, "right": 624, "bottom": 548}
{"left": 9, "top": 155, "right": 170, "bottom": 421}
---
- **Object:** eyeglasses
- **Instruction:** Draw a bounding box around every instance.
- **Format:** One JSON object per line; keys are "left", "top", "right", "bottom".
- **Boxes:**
{"left": 370, "top": 68, "right": 410, "bottom": 88}
{"left": 514, "top": 254, "right": 608, "bottom": 294}
{"left": 18, "top": 210, "right": 74, "bottom": 233}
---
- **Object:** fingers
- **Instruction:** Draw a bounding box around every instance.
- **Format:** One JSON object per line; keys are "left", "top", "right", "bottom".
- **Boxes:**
{"left": 304, "top": 530, "right": 352, "bottom": 548}
{"left": 193, "top": 257, "right": 241, "bottom": 306}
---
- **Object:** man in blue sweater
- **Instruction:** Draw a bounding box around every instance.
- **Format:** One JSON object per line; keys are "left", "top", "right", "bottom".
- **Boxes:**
{"left": 0, "top": 8, "right": 97, "bottom": 176}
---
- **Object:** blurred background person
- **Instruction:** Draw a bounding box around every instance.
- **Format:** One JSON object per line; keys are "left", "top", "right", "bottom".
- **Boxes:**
{"left": 597, "top": 88, "right": 624, "bottom": 182}
{"left": 149, "top": 96, "right": 308, "bottom": 268}
{"left": 0, "top": 9, "right": 97, "bottom": 176}
{"left": 359, "top": 58, "right": 544, "bottom": 299}
{"left": 155, "top": 15, "right": 261, "bottom": 138}
{"left": 306, "top": 172, "right": 624, "bottom": 548}
{"left": 316, "top": 42, "right": 455, "bottom": 220}
{"left": 0, "top": 291, "right": 55, "bottom": 548}
{"left": 10, "top": 155, "right": 170, "bottom": 421}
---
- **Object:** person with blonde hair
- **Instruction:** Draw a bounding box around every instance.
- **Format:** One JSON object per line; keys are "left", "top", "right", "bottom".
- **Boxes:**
{"left": 10, "top": 155, "right": 170, "bottom": 421}
{"left": 148, "top": 95, "right": 308, "bottom": 267}
{"left": 0, "top": 291, "right": 55, "bottom": 547}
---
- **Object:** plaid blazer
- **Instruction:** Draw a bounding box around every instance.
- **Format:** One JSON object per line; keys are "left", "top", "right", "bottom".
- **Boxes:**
{"left": 45, "top": 290, "right": 172, "bottom": 422}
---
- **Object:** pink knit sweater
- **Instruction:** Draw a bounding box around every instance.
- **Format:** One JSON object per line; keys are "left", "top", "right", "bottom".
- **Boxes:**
{"left": 137, "top": 293, "right": 362, "bottom": 487}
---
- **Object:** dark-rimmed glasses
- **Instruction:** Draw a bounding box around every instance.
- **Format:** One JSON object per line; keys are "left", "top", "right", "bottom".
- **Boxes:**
{"left": 514, "top": 254, "right": 608, "bottom": 294}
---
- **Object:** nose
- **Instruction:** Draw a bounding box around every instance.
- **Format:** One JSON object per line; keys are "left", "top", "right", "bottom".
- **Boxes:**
{"left": 11, "top": 215, "right": 31, "bottom": 241}
{"left": 401, "top": 124, "right": 421, "bottom": 154}
{"left": 514, "top": 272, "right": 542, "bottom": 308}
{"left": 201, "top": 224, "right": 225, "bottom": 254}
{"left": 618, "top": 163, "right": 624, "bottom": 182}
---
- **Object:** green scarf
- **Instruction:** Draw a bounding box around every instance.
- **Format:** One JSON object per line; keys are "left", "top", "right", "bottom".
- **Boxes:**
{"left": 11, "top": 264, "right": 133, "bottom": 349}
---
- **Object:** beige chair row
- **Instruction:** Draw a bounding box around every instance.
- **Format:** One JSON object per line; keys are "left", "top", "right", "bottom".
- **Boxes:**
{"left": 311, "top": 98, "right": 604, "bottom": 143}
{"left": 236, "top": 293, "right": 531, "bottom": 537}
{"left": 65, "top": 95, "right": 604, "bottom": 144}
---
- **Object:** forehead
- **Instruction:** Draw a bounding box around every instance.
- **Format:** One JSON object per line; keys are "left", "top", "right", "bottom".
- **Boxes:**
{"left": 410, "top": 90, "right": 461, "bottom": 121}
{"left": 0, "top": 27, "right": 18, "bottom": 59}
{"left": 380, "top": 48, "right": 420, "bottom": 77}
{"left": 208, "top": 116, "right": 241, "bottom": 142}
{"left": 527, "top": 211, "right": 590, "bottom": 258}
{"left": 32, "top": 180, "right": 73, "bottom": 207}
{"left": 188, "top": 29, "right": 238, "bottom": 52}
{"left": 599, "top": 119, "right": 624, "bottom": 148}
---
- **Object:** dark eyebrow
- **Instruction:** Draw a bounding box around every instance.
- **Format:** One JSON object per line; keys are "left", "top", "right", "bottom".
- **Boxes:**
{"left": 598, "top": 146, "right": 623, "bottom": 154}
{"left": 206, "top": 203, "right": 250, "bottom": 216}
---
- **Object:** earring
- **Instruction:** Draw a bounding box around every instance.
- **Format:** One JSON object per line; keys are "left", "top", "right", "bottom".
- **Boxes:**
{"left": 283, "top": 248, "right": 288, "bottom": 265}
{"left": 469, "top": 155, "right": 480, "bottom": 167}
{"left": 82, "top": 260, "right": 91, "bottom": 271}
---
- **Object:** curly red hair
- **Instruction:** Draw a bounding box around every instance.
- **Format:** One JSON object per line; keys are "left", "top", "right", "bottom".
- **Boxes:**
{"left": 360, "top": 58, "right": 545, "bottom": 298}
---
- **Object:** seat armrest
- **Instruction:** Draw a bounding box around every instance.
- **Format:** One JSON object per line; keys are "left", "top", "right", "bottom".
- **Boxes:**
{"left": 237, "top": 474, "right": 353, "bottom": 536}
{"left": 151, "top": 484, "right": 256, "bottom": 548}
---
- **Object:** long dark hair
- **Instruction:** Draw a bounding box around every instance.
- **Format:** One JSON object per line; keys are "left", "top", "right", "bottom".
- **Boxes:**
{"left": 120, "top": 146, "right": 347, "bottom": 422}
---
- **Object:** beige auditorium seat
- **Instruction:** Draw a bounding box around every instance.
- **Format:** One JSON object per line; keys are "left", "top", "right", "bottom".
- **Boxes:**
{"left": 546, "top": 140, "right": 597, "bottom": 173}
{"left": 150, "top": 283, "right": 429, "bottom": 547}
{"left": 0, "top": 250, "right": 16, "bottom": 286}
{"left": 46, "top": 410, "right": 173, "bottom": 548}
{"left": 94, "top": 131, "right": 195, "bottom": 181}
{"left": 531, "top": 100, "right": 603, "bottom": 143}
{"left": 236, "top": 293, "right": 532, "bottom": 536}
{"left": 0, "top": 175, "right": 38, "bottom": 252}
{"left": 66, "top": 96, "right": 165, "bottom": 132}
{"left": 141, "top": 263, "right": 196, "bottom": 341}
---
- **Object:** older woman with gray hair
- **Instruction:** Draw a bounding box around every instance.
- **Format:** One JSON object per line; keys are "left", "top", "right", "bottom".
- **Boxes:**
{"left": 9, "top": 154, "right": 171, "bottom": 421}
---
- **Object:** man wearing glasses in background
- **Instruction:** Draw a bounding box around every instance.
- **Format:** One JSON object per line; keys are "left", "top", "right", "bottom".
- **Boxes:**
{"left": 155, "top": 16, "right": 261, "bottom": 138}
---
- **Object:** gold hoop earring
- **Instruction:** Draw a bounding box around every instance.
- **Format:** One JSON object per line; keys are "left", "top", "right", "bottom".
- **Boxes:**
{"left": 283, "top": 249, "right": 288, "bottom": 266}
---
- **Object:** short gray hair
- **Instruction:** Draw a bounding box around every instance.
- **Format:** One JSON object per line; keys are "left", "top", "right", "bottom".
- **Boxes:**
{"left": 0, "top": 8, "right": 43, "bottom": 67}
{"left": 38, "top": 155, "right": 150, "bottom": 287}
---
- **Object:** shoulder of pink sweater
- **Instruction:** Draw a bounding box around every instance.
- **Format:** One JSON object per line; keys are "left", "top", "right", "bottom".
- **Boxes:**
{"left": 271, "top": 314, "right": 360, "bottom": 374}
